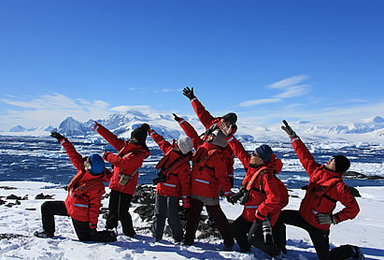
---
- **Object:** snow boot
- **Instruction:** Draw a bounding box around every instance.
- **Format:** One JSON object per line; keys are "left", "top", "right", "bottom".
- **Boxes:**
{"left": 34, "top": 230, "right": 53, "bottom": 238}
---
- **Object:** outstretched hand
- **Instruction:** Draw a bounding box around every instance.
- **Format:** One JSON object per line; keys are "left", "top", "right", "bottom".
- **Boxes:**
{"left": 50, "top": 132, "right": 65, "bottom": 142}
{"left": 281, "top": 120, "right": 297, "bottom": 138}
{"left": 173, "top": 113, "right": 182, "bottom": 122}
{"left": 183, "top": 86, "right": 195, "bottom": 100}
{"left": 219, "top": 121, "right": 232, "bottom": 136}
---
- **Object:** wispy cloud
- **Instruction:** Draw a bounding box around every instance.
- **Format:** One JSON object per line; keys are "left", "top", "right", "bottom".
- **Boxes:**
{"left": 275, "top": 84, "right": 308, "bottom": 98}
{"left": 111, "top": 105, "right": 153, "bottom": 113}
{"left": 239, "top": 75, "right": 309, "bottom": 107}
{"left": 0, "top": 93, "right": 112, "bottom": 130}
{"left": 239, "top": 98, "right": 280, "bottom": 107}
{"left": 269, "top": 75, "right": 308, "bottom": 89}
{"left": 154, "top": 88, "right": 182, "bottom": 93}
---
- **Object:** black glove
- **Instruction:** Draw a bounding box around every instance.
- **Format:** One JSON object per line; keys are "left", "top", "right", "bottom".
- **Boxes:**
{"left": 247, "top": 219, "right": 262, "bottom": 246}
{"left": 261, "top": 219, "right": 274, "bottom": 245}
{"left": 227, "top": 186, "right": 246, "bottom": 204}
{"left": 183, "top": 86, "right": 195, "bottom": 100}
{"left": 281, "top": 120, "right": 297, "bottom": 138}
{"left": 50, "top": 132, "right": 65, "bottom": 142}
{"left": 226, "top": 194, "right": 236, "bottom": 204}
{"left": 173, "top": 113, "right": 182, "bottom": 122}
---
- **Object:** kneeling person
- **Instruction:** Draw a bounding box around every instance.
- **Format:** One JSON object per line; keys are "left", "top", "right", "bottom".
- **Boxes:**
{"left": 34, "top": 132, "right": 116, "bottom": 242}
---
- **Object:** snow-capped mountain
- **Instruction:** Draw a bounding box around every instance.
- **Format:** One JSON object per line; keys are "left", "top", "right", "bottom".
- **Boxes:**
{"left": 9, "top": 125, "right": 28, "bottom": 132}
{"left": 4, "top": 111, "right": 384, "bottom": 142}
{"left": 55, "top": 112, "right": 205, "bottom": 141}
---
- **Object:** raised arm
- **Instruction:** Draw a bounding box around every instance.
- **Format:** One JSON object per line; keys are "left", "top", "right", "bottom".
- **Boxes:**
{"left": 51, "top": 132, "right": 85, "bottom": 171}
{"left": 94, "top": 122, "right": 125, "bottom": 151}
{"left": 148, "top": 128, "right": 172, "bottom": 154}
{"left": 226, "top": 135, "right": 251, "bottom": 168}
{"left": 183, "top": 87, "right": 215, "bottom": 129}
{"left": 281, "top": 120, "right": 320, "bottom": 177}
{"left": 173, "top": 113, "right": 203, "bottom": 149}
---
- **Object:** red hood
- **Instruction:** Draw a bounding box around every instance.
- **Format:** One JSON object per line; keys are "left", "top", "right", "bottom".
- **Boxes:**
{"left": 312, "top": 165, "right": 343, "bottom": 185}
{"left": 266, "top": 153, "right": 283, "bottom": 174}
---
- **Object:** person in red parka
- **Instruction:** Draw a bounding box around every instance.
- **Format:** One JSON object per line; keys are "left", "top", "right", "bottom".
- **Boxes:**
{"left": 223, "top": 127, "right": 288, "bottom": 256}
{"left": 148, "top": 127, "right": 193, "bottom": 242}
{"left": 183, "top": 86, "right": 237, "bottom": 187}
{"left": 274, "top": 120, "right": 361, "bottom": 260}
{"left": 94, "top": 122, "right": 150, "bottom": 237}
{"left": 173, "top": 114, "right": 234, "bottom": 251}
{"left": 34, "top": 132, "right": 116, "bottom": 242}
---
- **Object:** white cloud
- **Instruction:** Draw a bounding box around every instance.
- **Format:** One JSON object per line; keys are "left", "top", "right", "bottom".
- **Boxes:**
{"left": 111, "top": 105, "right": 154, "bottom": 113}
{"left": 269, "top": 75, "right": 308, "bottom": 89}
{"left": 238, "top": 75, "right": 310, "bottom": 107}
{"left": 275, "top": 84, "right": 308, "bottom": 98}
{"left": 239, "top": 98, "right": 281, "bottom": 107}
{"left": 0, "top": 93, "right": 112, "bottom": 130}
{"left": 154, "top": 88, "right": 182, "bottom": 93}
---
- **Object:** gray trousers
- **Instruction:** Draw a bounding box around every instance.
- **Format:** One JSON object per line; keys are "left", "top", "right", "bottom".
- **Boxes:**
{"left": 153, "top": 194, "right": 183, "bottom": 242}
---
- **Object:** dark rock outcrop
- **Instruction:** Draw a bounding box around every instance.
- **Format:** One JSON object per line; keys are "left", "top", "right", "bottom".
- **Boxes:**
{"left": 35, "top": 193, "right": 54, "bottom": 200}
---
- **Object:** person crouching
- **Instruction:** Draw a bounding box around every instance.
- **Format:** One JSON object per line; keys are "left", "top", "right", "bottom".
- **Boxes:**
{"left": 34, "top": 132, "right": 116, "bottom": 242}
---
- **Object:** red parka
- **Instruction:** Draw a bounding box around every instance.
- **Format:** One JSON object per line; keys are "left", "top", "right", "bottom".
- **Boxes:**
{"left": 227, "top": 136, "right": 288, "bottom": 226}
{"left": 190, "top": 97, "right": 235, "bottom": 185}
{"left": 291, "top": 136, "right": 360, "bottom": 230}
{"left": 176, "top": 117, "right": 232, "bottom": 198}
{"left": 95, "top": 124, "right": 150, "bottom": 195}
{"left": 148, "top": 129, "right": 191, "bottom": 198}
{"left": 60, "top": 138, "right": 110, "bottom": 229}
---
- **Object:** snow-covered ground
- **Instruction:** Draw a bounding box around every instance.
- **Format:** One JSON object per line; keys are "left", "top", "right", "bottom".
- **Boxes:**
{"left": 0, "top": 181, "right": 383, "bottom": 260}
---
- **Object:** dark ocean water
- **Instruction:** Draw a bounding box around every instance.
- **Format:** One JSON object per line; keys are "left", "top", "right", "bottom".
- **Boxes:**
{"left": 1, "top": 136, "right": 383, "bottom": 189}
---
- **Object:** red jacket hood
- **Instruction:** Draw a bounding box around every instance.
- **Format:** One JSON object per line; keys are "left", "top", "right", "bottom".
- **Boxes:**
{"left": 312, "top": 165, "right": 343, "bottom": 185}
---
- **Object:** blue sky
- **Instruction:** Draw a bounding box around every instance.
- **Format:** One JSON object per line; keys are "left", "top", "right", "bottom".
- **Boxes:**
{"left": 1, "top": 0, "right": 383, "bottom": 131}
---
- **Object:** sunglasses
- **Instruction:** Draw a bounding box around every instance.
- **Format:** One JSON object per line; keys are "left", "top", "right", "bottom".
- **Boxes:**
{"left": 84, "top": 157, "right": 92, "bottom": 169}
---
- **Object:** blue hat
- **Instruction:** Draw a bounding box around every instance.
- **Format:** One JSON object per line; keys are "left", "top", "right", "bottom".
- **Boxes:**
{"left": 255, "top": 145, "right": 273, "bottom": 163}
{"left": 88, "top": 154, "right": 105, "bottom": 175}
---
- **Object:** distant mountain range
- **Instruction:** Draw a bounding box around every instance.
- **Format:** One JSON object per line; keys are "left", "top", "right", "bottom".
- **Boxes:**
{"left": 3, "top": 111, "right": 384, "bottom": 142}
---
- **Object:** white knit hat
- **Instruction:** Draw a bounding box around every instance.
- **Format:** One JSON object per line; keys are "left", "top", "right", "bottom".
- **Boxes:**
{"left": 177, "top": 136, "right": 193, "bottom": 154}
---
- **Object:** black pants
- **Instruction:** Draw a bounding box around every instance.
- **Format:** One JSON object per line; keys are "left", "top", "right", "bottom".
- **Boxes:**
{"left": 106, "top": 190, "right": 135, "bottom": 236}
{"left": 231, "top": 215, "right": 281, "bottom": 256}
{"left": 274, "top": 210, "right": 330, "bottom": 260}
{"left": 185, "top": 198, "right": 234, "bottom": 247}
{"left": 41, "top": 201, "right": 115, "bottom": 242}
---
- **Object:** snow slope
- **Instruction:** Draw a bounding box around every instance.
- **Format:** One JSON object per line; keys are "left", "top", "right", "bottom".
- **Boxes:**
{"left": 0, "top": 182, "right": 383, "bottom": 260}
